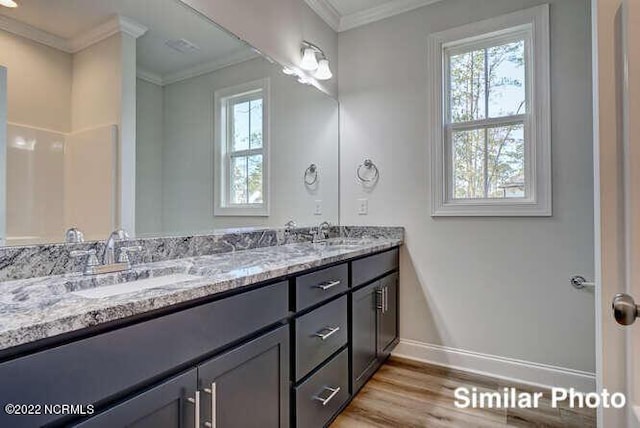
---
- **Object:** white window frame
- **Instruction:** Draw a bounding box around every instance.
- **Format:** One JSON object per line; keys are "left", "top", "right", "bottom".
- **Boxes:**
{"left": 428, "top": 5, "right": 551, "bottom": 217}
{"left": 214, "top": 78, "right": 270, "bottom": 217}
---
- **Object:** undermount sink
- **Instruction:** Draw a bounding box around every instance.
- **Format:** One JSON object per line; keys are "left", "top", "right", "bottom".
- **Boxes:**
{"left": 71, "top": 273, "right": 201, "bottom": 299}
{"left": 314, "top": 239, "right": 366, "bottom": 251}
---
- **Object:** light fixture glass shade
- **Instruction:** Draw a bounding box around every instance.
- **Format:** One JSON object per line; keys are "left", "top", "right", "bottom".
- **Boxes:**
{"left": 300, "top": 48, "right": 319, "bottom": 71}
{"left": 314, "top": 59, "right": 333, "bottom": 80}
{"left": 0, "top": 0, "right": 18, "bottom": 7}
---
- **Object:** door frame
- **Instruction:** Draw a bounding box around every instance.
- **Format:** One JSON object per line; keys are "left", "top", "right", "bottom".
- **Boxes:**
{"left": 592, "top": 0, "right": 636, "bottom": 426}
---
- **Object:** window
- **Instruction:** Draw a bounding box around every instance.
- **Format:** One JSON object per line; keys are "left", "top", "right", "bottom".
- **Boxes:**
{"left": 214, "top": 79, "right": 270, "bottom": 216}
{"left": 428, "top": 5, "right": 551, "bottom": 216}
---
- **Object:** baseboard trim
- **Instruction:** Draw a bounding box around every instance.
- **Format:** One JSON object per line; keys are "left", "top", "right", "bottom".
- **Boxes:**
{"left": 392, "top": 339, "right": 596, "bottom": 392}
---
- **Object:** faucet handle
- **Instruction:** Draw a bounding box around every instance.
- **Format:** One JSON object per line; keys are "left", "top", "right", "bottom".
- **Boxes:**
{"left": 70, "top": 249, "right": 100, "bottom": 275}
{"left": 117, "top": 245, "right": 143, "bottom": 263}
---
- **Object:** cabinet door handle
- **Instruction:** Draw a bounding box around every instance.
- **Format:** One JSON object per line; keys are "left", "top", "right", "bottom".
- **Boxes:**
{"left": 186, "top": 390, "right": 200, "bottom": 428}
{"left": 313, "top": 386, "right": 341, "bottom": 406}
{"left": 314, "top": 326, "right": 341, "bottom": 340}
{"left": 376, "top": 288, "right": 383, "bottom": 311}
{"left": 384, "top": 286, "right": 389, "bottom": 313}
{"left": 203, "top": 383, "right": 217, "bottom": 428}
{"left": 314, "top": 280, "right": 341, "bottom": 291}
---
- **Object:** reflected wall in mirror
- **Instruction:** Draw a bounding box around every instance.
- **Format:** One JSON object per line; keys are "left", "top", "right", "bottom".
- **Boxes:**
{"left": 0, "top": 0, "right": 339, "bottom": 246}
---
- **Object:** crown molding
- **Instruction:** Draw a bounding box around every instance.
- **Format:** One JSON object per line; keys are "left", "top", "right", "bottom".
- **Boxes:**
{"left": 340, "top": 0, "right": 443, "bottom": 31}
{"left": 137, "top": 49, "right": 259, "bottom": 87}
{"left": 136, "top": 68, "right": 164, "bottom": 86}
{"left": 304, "top": 0, "right": 340, "bottom": 32}
{"left": 68, "top": 15, "right": 148, "bottom": 52}
{"left": 305, "top": 0, "right": 445, "bottom": 32}
{"left": 0, "top": 14, "right": 147, "bottom": 53}
{"left": 0, "top": 15, "right": 69, "bottom": 51}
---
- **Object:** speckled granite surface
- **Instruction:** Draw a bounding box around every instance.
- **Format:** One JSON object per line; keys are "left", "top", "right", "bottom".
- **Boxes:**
{"left": 0, "top": 226, "right": 404, "bottom": 282}
{"left": 0, "top": 235, "right": 402, "bottom": 352}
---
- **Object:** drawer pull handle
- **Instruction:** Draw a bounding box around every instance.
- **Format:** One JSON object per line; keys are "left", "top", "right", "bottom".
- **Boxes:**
{"left": 314, "top": 326, "right": 341, "bottom": 341}
{"left": 313, "top": 386, "right": 341, "bottom": 406}
{"left": 186, "top": 390, "right": 200, "bottom": 428}
{"left": 314, "top": 280, "right": 341, "bottom": 291}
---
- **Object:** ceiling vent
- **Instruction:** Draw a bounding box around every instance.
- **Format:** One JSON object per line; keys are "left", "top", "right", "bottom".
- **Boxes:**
{"left": 164, "top": 38, "right": 201, "bottom": 54}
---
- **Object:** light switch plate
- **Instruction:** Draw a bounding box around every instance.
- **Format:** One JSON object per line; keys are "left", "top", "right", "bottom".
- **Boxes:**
{"left": 314, "top": 200, "right": 322, "bottom": 215}
{"left": 358, "top": 198, "right": 368, "bottom": 215}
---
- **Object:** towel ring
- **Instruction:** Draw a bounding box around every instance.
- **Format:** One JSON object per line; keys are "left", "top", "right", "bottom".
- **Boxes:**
{"left": 304, "top": 164, "right": 319, "bottom": 185}
{"left": 357, "top": 159, "right": 379, "bottom": 183}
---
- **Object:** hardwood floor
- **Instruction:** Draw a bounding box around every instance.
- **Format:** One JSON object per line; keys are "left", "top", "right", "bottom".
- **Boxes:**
{"left": 331, "top": 357, "right": 596, "bottom": 427}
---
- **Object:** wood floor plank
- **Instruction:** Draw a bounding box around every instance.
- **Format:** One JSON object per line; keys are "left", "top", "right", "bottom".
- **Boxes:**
{"left": 332, "top": 357, "right": 597, "bottom": 428}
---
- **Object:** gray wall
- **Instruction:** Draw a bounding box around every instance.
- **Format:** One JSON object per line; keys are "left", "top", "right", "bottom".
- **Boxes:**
{"left": 338, "top": 0, "right": 595, "bottom": 372}
{"left": 136, "top": 79, "right": 164, "bottom": 235}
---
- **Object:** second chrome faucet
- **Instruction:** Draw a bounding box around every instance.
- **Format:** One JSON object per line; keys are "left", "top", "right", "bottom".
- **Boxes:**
{"left": 71, "top": 229, "right": 142, "bottom": 275}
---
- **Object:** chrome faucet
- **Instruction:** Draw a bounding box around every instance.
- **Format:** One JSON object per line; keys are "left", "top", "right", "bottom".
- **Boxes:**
{"left": 70, "top": 228, "right": 142, "bottom": 276}
{"left": 313, "top": 221, "right": 331, "bottom": 243}
{"left": 104, "top": 229, "right": 129, "bottom": 265}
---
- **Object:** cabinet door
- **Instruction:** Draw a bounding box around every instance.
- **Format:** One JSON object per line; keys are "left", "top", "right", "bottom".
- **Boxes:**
{"left": 377, "top": 273, "right": 398, "bottom": 357}
{"left": 197, "top": 325, "right": 289, "bottom": 428}
{"left": 351, "top": 282, "right": 379, "bottom": 394}
{"left": 73, "top": 369, "right": 198, "bottom": 428}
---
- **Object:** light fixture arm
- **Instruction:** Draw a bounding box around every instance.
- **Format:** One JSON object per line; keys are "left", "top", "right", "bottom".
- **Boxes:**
{"left": 301, "top": 41, "right": 326, "bottom": 58}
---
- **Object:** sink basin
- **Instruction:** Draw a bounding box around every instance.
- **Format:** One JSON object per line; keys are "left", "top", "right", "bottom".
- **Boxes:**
{"left": 313, "top": 239, "right": 365, "bottom": 251}
{"left": 71, "top": 273, "right": 201, "bottom": 299}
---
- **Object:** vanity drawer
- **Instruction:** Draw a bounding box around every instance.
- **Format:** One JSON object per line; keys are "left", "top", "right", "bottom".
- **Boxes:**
{"left": 295, "top": 348, "right": 349, "bottom": 428}
{"left": 352, "top": 248, "right": 399, "bottom": 287}
{"left": 295, "top": 263, "right": 348, "bottom": 310}
{"left": 295, "top": 296, "right": 348, "bottom": 381}
{"left": 0, "top": 282, "right": 288, "bottom": 428}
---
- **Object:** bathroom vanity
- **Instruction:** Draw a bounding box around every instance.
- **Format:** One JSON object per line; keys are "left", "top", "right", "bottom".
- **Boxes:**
{"left": 0, "top": 233, "right": 401, "bottom": 428}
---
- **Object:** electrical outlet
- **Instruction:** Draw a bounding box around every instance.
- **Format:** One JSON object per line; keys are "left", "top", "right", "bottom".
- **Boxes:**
{"left": 314, "top": 200, "right": 322, "bottom": 215}
{"left": 358, "top": 198, "right": 368, "bottom": 215}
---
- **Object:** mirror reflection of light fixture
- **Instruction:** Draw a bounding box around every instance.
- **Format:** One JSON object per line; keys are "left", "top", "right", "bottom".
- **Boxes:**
{"left": 314, "top": 59, "right": 332, "bottom": 81}
{"left": 301, "top": 47, "right": 319, "bottom": 71}
{"left": 300, "top": 41, "right": 332, "bottom": 80}
{"left": 0, "top": 0, "right": 18, "bottom": 8}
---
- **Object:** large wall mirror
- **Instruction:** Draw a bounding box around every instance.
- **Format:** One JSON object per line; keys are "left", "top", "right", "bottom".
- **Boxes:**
{"left": 0, "top": 0, "right": 339, "bottom": 246}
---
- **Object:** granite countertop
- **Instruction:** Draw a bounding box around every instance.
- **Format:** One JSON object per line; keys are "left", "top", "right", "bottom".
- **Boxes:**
{"left": 0, "top": 238, "right": 401, "bottom": 353}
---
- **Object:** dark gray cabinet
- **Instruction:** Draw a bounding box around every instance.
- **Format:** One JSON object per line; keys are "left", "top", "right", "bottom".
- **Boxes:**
{"left": 197, "top": 326, "right": 289, "bottom": 428}
{"left": 76, "top": 326, "right": 289, "bottom": 428}
{"left": 351, "top": 272, "right": 399, "bottom": 394}
{"left": 73, "top": 369, "right": 198, "bottom": 428}
{"left": 378, "top": 272, "right": 398, "bottom": 357}
{"left": 351, "top": 282, "right": 379, "bottom": 394}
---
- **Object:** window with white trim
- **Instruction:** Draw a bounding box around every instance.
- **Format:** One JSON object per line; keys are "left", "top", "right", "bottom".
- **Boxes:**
{"left": 214, "top": 79, "right": 270, "bottom": 216}
{"left": 429, "top": 5, "right": 551, "bottom": 216}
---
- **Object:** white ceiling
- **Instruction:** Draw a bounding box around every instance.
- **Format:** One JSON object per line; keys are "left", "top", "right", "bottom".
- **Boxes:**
{"left": 305, "top": 0, "right": 444, "bottom": 32}
{"left": 0, "top": 0, "right": 255, "bottom": 81}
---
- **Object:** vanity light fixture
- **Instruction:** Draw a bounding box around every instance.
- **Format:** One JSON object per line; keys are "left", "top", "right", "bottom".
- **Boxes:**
{"left": 0, "top": 0, "right": 18, "bottom": 8}
{"left": 300, "top": 41, "right": 333, "bottom": 80}
{"left": 314, "top": 59, "right": 333, "bottom": 81}
{"left": 301, "top": 47, "right": 319, "bottom": 71}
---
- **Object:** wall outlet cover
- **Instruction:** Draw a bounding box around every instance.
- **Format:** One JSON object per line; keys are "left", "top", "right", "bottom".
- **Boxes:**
{"left": 358, "top": 198, "right": 368, "bottom": 215}
{"left": 314, "top": 200, "right": 322, "bottom": 215}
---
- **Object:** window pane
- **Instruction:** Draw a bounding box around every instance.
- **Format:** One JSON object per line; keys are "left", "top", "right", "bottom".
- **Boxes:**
{"left": 452, "top": 128, "right": 485, "bottom": 199}
{"left": 487, "top": 123, "right": 525, "bottom": 198}
{"left": 249, "top": 98, "right": 263, "bottom": 149}
{"left": 232, "top": 101, "right": 250, "bottom": 151}
{"left": 231, "top": 156, "right": 248, "bottom": 204}
{"left": 247, "top": 154, "right": 263, "bottom": 203}
{"left": 488, "top": 40, "right": 526, "bottom": 117}
{"left": 449, "top": 49, "right": 486, "bottom": 122}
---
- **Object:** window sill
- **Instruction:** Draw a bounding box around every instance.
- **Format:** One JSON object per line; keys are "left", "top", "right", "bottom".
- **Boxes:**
{"left": 432, "top": 199, "right": 552, "bottom": 217}
{"left": 214, "top": 206, "right": 269, "bottom": 217}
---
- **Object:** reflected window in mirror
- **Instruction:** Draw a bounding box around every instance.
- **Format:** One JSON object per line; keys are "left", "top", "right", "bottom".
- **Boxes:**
{"left": 215, "top": 79, "right": 270, "bottom": 217}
